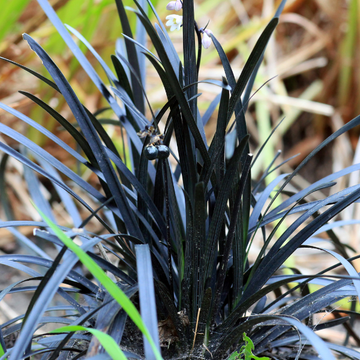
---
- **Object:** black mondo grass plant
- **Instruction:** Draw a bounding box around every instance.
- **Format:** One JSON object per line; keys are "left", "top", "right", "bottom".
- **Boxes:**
{"left": 1, "top": 0, "right": 360, "bottom": 359}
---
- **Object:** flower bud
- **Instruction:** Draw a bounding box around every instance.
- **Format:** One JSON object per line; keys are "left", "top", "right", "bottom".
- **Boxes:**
{"left": 166, "top": 0, "right": 182, "bottom": 11}
{"left": 202, "top": 29, "right": 213, "bottom": 49}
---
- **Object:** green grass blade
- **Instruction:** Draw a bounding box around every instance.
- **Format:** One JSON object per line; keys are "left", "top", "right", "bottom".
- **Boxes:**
{"left": 36, "top": 205, "right": 163, "bottom": 360}
{"left": 338, "top": 0, "right": 358, "bottom": 106}
{"left": 0, "top": 343, "right": 5, "bottom": 359}
{"left": 0, "top": 0, "right": 30, "bottom": 40}
{"left": 51, "top": 325, "right": 128, "bottom": 359}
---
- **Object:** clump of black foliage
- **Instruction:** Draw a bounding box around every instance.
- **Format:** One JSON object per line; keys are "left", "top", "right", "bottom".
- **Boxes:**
{"left": 1, "top": 0, "right": 360, "bottom": 359}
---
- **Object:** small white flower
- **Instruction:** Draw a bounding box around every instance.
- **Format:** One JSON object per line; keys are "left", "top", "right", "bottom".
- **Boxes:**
{"left": 166, "top": 14, "right": 183, "bottom": 31}
{"left": 166, "top": 0, "right": 182, "bottom": 11}
{"left": 202, "top": 29, "right": 213, "bottom": 49}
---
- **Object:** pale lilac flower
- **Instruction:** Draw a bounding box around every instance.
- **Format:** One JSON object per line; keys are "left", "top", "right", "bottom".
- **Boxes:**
{"left": 202, "top": 29, "right": 213, "bottom": 49}
{"left": 166, "top": 14, "right": 183, "bottom": 31}
{"left": 166, "top": 0, "right": 182, "bottom": 11}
